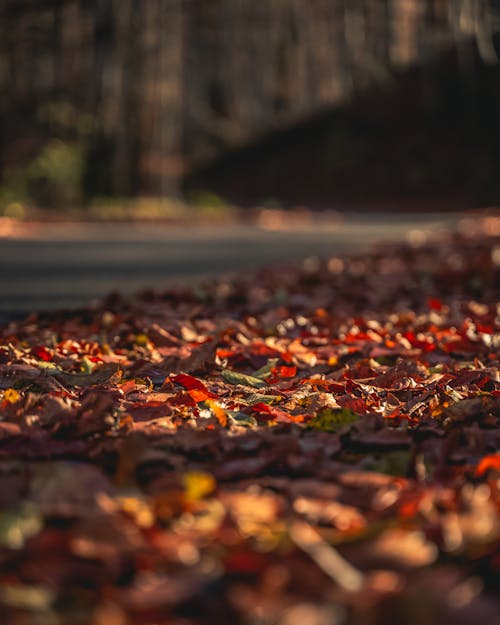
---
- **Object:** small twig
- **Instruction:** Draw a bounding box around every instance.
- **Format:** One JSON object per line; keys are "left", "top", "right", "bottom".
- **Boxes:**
{"left": 290, "top": 520, "right": 365, "bottom": 592}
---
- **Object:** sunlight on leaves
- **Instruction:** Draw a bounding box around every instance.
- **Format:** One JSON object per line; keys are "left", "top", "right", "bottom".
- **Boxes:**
{"left": 307, "top": 408, "right": 359, "bottom": 432}
{"left": 0, "top": 504, "right": 43, "bottom": 548}
{"left": 0, "top": 584, "right": 54, "bottom": 611}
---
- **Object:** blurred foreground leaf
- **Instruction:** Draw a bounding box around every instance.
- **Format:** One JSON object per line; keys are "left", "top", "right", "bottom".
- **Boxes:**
{"left": 0, "top": 504, "right": 43, "bottom": 548}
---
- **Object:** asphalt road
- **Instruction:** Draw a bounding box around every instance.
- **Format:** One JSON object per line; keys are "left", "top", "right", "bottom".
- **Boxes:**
{"left": 0, "top": 213, "right": 459, "bottom": 319}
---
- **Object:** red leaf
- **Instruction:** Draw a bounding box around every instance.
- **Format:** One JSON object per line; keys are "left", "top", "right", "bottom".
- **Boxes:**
{"left": 327, "top": 381, "right": 346, "bottom": 394}
{"left": 171, "top": 373, "right": 215, "bottom": 401}
{"left": 224, "top": 550, "right": 268, "bottom": 574}
{"left": 476, "top": 454, "right": 500, "bottom": 477}
{"left": 271, "top": 365, "right": 297, "bottom": 379}
{"left": 337, "top": 395, "right": 369, "bottom": 414}
{"left": 169, "top": 390, "right": 197, "bottom": 407}
{"left": 172, "top": 373, "right": 208, "bottom": 391}
{"left": 250, "top": 402, "right": 304, "bottom": 423}
{"left": 428, "top": 297, "right": 444, "bottom": 311}
{"left": 32, "top": 346, "right": 53, "bottom": 361}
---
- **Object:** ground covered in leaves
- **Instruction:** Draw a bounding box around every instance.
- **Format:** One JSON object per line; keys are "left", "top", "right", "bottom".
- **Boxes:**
{"left": 0, "top": 219, "right": 499, "bottom": 625}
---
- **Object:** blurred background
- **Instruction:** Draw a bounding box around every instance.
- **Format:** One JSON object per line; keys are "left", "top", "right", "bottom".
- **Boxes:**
{"left": 1, "top": 0, "right": 500, "bottom": 215}
{"left": 0, "top": 0, "right": 499, "bottom": 315}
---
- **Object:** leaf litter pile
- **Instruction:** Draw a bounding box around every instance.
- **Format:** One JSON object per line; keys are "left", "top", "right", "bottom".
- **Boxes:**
{"left": 1, "top": 222, "right": 499, "bottom": 625}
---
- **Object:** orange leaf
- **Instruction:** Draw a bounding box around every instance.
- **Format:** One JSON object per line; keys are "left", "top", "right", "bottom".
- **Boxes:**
{"left": 3, "top": 388, "right": 20, "bottom": 404}
{"left": 205, "top": 399, "right": 227, "bottom": 427}
{"left": 272, "top": 365, "right": 297, "bottom": 379}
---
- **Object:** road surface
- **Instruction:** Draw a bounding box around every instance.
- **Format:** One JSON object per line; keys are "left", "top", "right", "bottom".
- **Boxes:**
{"left": 0, "top": 213, "right": 459, "bottom": 320}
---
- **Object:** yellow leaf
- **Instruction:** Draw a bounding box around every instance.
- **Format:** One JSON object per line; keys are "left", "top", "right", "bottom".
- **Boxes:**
{"left": 135, "top": 334, "right": 150, "bottom": 347}
{"left": 0, "top": 584, "right": 54, "bottom": 611}
{"left": 4, "top": 388, "right": 20, "bottom": 404}
{"left": 80, "top": 356, "right": 96, "bottom": 374}
{"left": 183, "top": 471, "right": 216, "bottom": 503}
{"left": 116, "top": 496, "right": 154, "bottom": 528}
{"left": 307, "top": 408, "right": 359, "bottom": 432}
